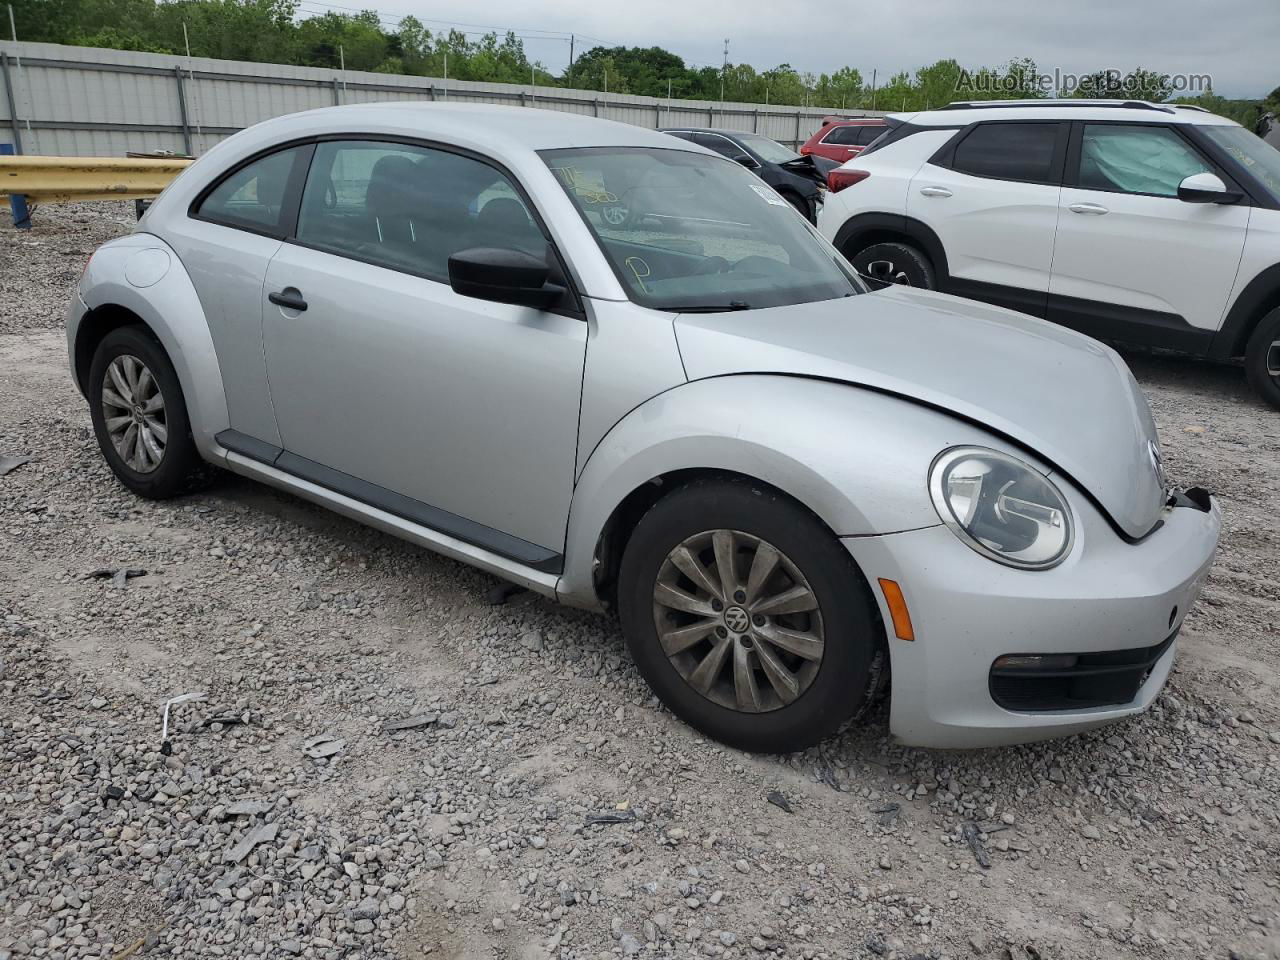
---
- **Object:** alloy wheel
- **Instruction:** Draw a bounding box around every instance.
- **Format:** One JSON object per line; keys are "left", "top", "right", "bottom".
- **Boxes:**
{"left": 651, "top": 529, "right": 825, "bottom": 713}
{"left": 101, "top": 354, "right": 167, "bottom": 473}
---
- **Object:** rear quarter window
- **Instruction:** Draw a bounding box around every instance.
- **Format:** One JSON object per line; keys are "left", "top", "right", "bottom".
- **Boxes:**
{"left": 948, "top": 122, "right": 1063, "bottom": 184}
{"left": 194, "top": 145, "right": 310, "bottom": 234}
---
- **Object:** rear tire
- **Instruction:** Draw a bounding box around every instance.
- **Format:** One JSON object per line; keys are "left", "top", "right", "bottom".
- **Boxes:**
{"left": 88, "top": 325, "right": 208, "bottom": 499}
{"left": 617, "top": 479, "right": 879, "bottom": 753}
{"left": 1244, "top": 306, "right": 1280, "bottom": 410}
{"left": 848, "top": 241, "right": 935, "bottom": 290}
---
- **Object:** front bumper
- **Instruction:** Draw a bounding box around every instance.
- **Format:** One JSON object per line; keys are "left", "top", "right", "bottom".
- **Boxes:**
{"left": 844, "top": 492, "right": 1220, "bottom": 749}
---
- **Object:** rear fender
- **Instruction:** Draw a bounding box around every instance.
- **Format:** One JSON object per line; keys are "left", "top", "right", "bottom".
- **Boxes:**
{"left": 75, "top": 234, "right": 229, "bottom": 461}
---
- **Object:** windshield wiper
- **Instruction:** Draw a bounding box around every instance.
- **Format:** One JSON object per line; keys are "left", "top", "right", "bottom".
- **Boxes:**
{"left": 666, "top": 301, "right": 751, "bottom": 313}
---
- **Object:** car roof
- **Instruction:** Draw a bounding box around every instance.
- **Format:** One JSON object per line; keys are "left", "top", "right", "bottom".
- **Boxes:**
{"left": 248, "top": 102, "right": 699, "bottom": 154}
{"left": 660, "top": 127, "right": 755, "bottom": 137}
{"left": 894, "top": 99, "right": 1242, "bottom": 128}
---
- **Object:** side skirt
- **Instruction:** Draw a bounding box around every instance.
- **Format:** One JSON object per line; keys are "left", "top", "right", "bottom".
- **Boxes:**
{"left": 939, "top": 278, "right": 1216, "bottom": 355}
{"left": 215, "top": 430, "right": 564, "bottom": 597}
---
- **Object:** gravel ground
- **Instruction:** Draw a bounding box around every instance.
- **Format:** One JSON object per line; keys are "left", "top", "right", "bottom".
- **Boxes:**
{"left": 1, "top": 203, "right": 1278, "bottom": 960}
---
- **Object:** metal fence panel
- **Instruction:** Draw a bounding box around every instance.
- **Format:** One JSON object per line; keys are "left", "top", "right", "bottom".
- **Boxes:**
{"left": 0, "top": 39, "right": 884, "bottom": 158}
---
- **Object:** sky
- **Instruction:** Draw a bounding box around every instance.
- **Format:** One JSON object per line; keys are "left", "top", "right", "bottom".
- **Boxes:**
{"left": 307, "top": 0, "right": 1278, "bottom": 100}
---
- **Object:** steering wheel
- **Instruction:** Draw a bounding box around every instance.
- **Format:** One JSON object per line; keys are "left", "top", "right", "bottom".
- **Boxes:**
{"left": 689, "top": 256, "right": 732, "bottom": 276}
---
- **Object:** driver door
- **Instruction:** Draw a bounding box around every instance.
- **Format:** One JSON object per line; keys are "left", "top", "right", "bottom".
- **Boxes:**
{"left": 261, "top": 139, "right": 587, "bottom": 564}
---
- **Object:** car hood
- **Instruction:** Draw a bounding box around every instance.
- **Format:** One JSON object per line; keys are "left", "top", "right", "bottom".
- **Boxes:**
{"left": 674, "top": 286, "right": 1166, "bottom": 539}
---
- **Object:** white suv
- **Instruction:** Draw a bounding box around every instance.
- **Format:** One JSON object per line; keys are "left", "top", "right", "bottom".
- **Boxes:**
{"left": 818, "top": 99, "right": 1280, "bottom": 409}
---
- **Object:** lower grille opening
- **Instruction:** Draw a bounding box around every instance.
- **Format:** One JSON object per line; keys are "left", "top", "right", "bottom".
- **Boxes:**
{"left": 989, "top": 632, "right": 1177, "bottom": 713}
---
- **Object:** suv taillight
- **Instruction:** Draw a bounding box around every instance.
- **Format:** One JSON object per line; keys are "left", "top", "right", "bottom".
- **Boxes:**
{"left": 828, "top": 168, "right": 870, "bottom": 193}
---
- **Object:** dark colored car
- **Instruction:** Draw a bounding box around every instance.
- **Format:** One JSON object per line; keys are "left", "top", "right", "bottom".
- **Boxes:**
{"left": 800, "top": 118, "right": 889, "bottom": 164}
{"left": 659, "top": 128, "right": 836, "bottom": 222}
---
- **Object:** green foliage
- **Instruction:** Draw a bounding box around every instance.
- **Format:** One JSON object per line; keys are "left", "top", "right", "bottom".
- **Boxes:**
{"left": 5, "top": 0, "right": 1272, "bottom": 120}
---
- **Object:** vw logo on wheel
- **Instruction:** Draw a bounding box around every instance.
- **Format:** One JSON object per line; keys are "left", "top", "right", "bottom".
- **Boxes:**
{"left": 723, "top": 605, "right": 751, "bottom": 634}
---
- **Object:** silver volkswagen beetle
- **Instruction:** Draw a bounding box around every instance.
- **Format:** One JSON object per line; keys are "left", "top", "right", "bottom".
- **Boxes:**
{"left": 67, "top": 103, "right": 1221, "bottom": 751}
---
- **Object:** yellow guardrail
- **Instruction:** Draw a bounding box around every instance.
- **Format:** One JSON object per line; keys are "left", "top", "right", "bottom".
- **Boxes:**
{"left": 0, "top": 156, "right": 194, "bottom": 204}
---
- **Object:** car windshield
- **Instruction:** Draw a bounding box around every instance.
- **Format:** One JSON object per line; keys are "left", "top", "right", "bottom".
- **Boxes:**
{"left": 541, "top": 147, "right": 860, "bottom": 312}
{"left": 733, "top": 133, "right": 802, "bottom": 164}
{"left": 1201, "top": 124, "right": 1280, "bottom": 202}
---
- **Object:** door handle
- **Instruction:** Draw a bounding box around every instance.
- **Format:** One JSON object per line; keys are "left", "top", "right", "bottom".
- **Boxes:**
{"left": 268, "top": 288, "right": 308, "bottom": 312}
{"left": 919, "top": 186, "right": 952, "bottom": 198}
{"left": 1068, "top": 202, "right": 1109, "bottom": 215}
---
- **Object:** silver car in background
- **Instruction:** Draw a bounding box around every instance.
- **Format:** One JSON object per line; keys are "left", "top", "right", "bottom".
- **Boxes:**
{"left": 66, "top": 103, "right": 1221, "bottom": 751}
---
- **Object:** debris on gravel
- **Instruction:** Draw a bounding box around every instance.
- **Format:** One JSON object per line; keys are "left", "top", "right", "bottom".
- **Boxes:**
{"left": 1, "top": 203, "right": 1278, "bottom": 960}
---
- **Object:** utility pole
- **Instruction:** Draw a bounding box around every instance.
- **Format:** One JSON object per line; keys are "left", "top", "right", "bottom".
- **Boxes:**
{"left": 568, "top": 34, "right": 574, "bottom": 84}
{"left": 667, "top": 77, "right": 672, "bottom": 123}
{"left": 870, "top": 68, "right": 877, "bottom": 111}
{"left": 8, "top": 2, "right": 32, "bottom": 143}
{"left": 603, "top": 67, "right": 608, "bottom": 95}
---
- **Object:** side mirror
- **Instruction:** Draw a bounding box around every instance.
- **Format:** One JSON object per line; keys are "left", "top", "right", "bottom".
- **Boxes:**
{"left": 1177, "top": 172, "right": 1242, "bottom": 204}
{"left": 448, "top": 247, "right": 563, "bottom": 309}
{"left": 731, "top": 153, "right": 758, "bottom": 169}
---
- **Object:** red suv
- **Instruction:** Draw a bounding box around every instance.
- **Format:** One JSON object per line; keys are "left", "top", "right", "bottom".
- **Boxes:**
{"left": 800, "top": 119, "right": 889, "bottom": 163}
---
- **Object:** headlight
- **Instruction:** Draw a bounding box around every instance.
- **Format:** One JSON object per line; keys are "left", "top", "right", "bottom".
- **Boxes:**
{"left": 928, "top": 447, "right": 1073, "bottom": 570}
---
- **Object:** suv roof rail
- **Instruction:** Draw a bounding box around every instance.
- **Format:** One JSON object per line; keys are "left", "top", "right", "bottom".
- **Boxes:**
{"left": 1170, "top": 103, "right": 1211, "bottom": 112}
{"left": 938, "top": 99, "right": 1175, "bottom": 114}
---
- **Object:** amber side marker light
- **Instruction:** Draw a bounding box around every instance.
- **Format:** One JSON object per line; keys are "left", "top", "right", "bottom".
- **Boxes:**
{"left": 877, "top": 578, "right": 915, "bottom": 642}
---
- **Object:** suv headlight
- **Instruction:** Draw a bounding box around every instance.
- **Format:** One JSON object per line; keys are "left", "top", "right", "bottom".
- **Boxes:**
{"left": 928, "top": 447, "right": 1073, "bottom": 570}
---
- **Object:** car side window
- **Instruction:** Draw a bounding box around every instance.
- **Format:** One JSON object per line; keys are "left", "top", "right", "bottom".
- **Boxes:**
{"left": 822, "top": 126, "right": 860, "bottom": 146}
{"left": 951, "top": 122, "right": 1061, "bottom": 184}
{"left": 694, "top": 134, "right": 741, "bottom": 159}
{"left": 294, "top": 140, "right": 544, "bottom": 281}
{"left": 196, "top": 145, "right": 308, "bottom": 233}
{"left": 856, "top": 126, "right": 883, "bottom": 145}
{"left": 1077, "top": 124, "right": 1213, "bottom": 197}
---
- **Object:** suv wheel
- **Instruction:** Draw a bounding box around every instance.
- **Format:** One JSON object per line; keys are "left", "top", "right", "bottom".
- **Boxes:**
{"left": 1244, "top": 306, "right": 1280, "bottom": 410}
{"left": 849, "top": 241, "right": 935, "bottom": 291}
{"left": 618, "top": 479, "right": 879, "bottom": 753}
{"left": 88, "top": 325, "right": 208, "bottom": 498}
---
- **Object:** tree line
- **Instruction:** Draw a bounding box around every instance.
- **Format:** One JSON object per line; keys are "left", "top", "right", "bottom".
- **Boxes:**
{"left": 9, "top": 0, "right": 1274, "bottom": 126}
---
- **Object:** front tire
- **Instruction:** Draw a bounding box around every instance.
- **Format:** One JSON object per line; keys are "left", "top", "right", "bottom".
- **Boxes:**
{"left": 88, "top": 325, "right": 206, "bottom": 499}
{"left": 1244, "top": 306, "right": 1280, "bottom": 410}
{"left": 848, "top": 241, "right": 935, "bottom": 290}
{"left": 618, "top": 479, "right": 879, "bottom": 753}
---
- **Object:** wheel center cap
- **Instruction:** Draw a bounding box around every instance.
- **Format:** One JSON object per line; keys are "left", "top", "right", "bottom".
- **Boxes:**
{"left": 723, "top": 606, "right": 750, "bottom": 634}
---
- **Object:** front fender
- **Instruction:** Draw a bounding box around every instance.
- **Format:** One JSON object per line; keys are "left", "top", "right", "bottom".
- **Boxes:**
{"left": 556, "top": 374, "right": 1009, "bottom": 608}
{"left": 75, "top": 234, "right": 229, "bottom": 460}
